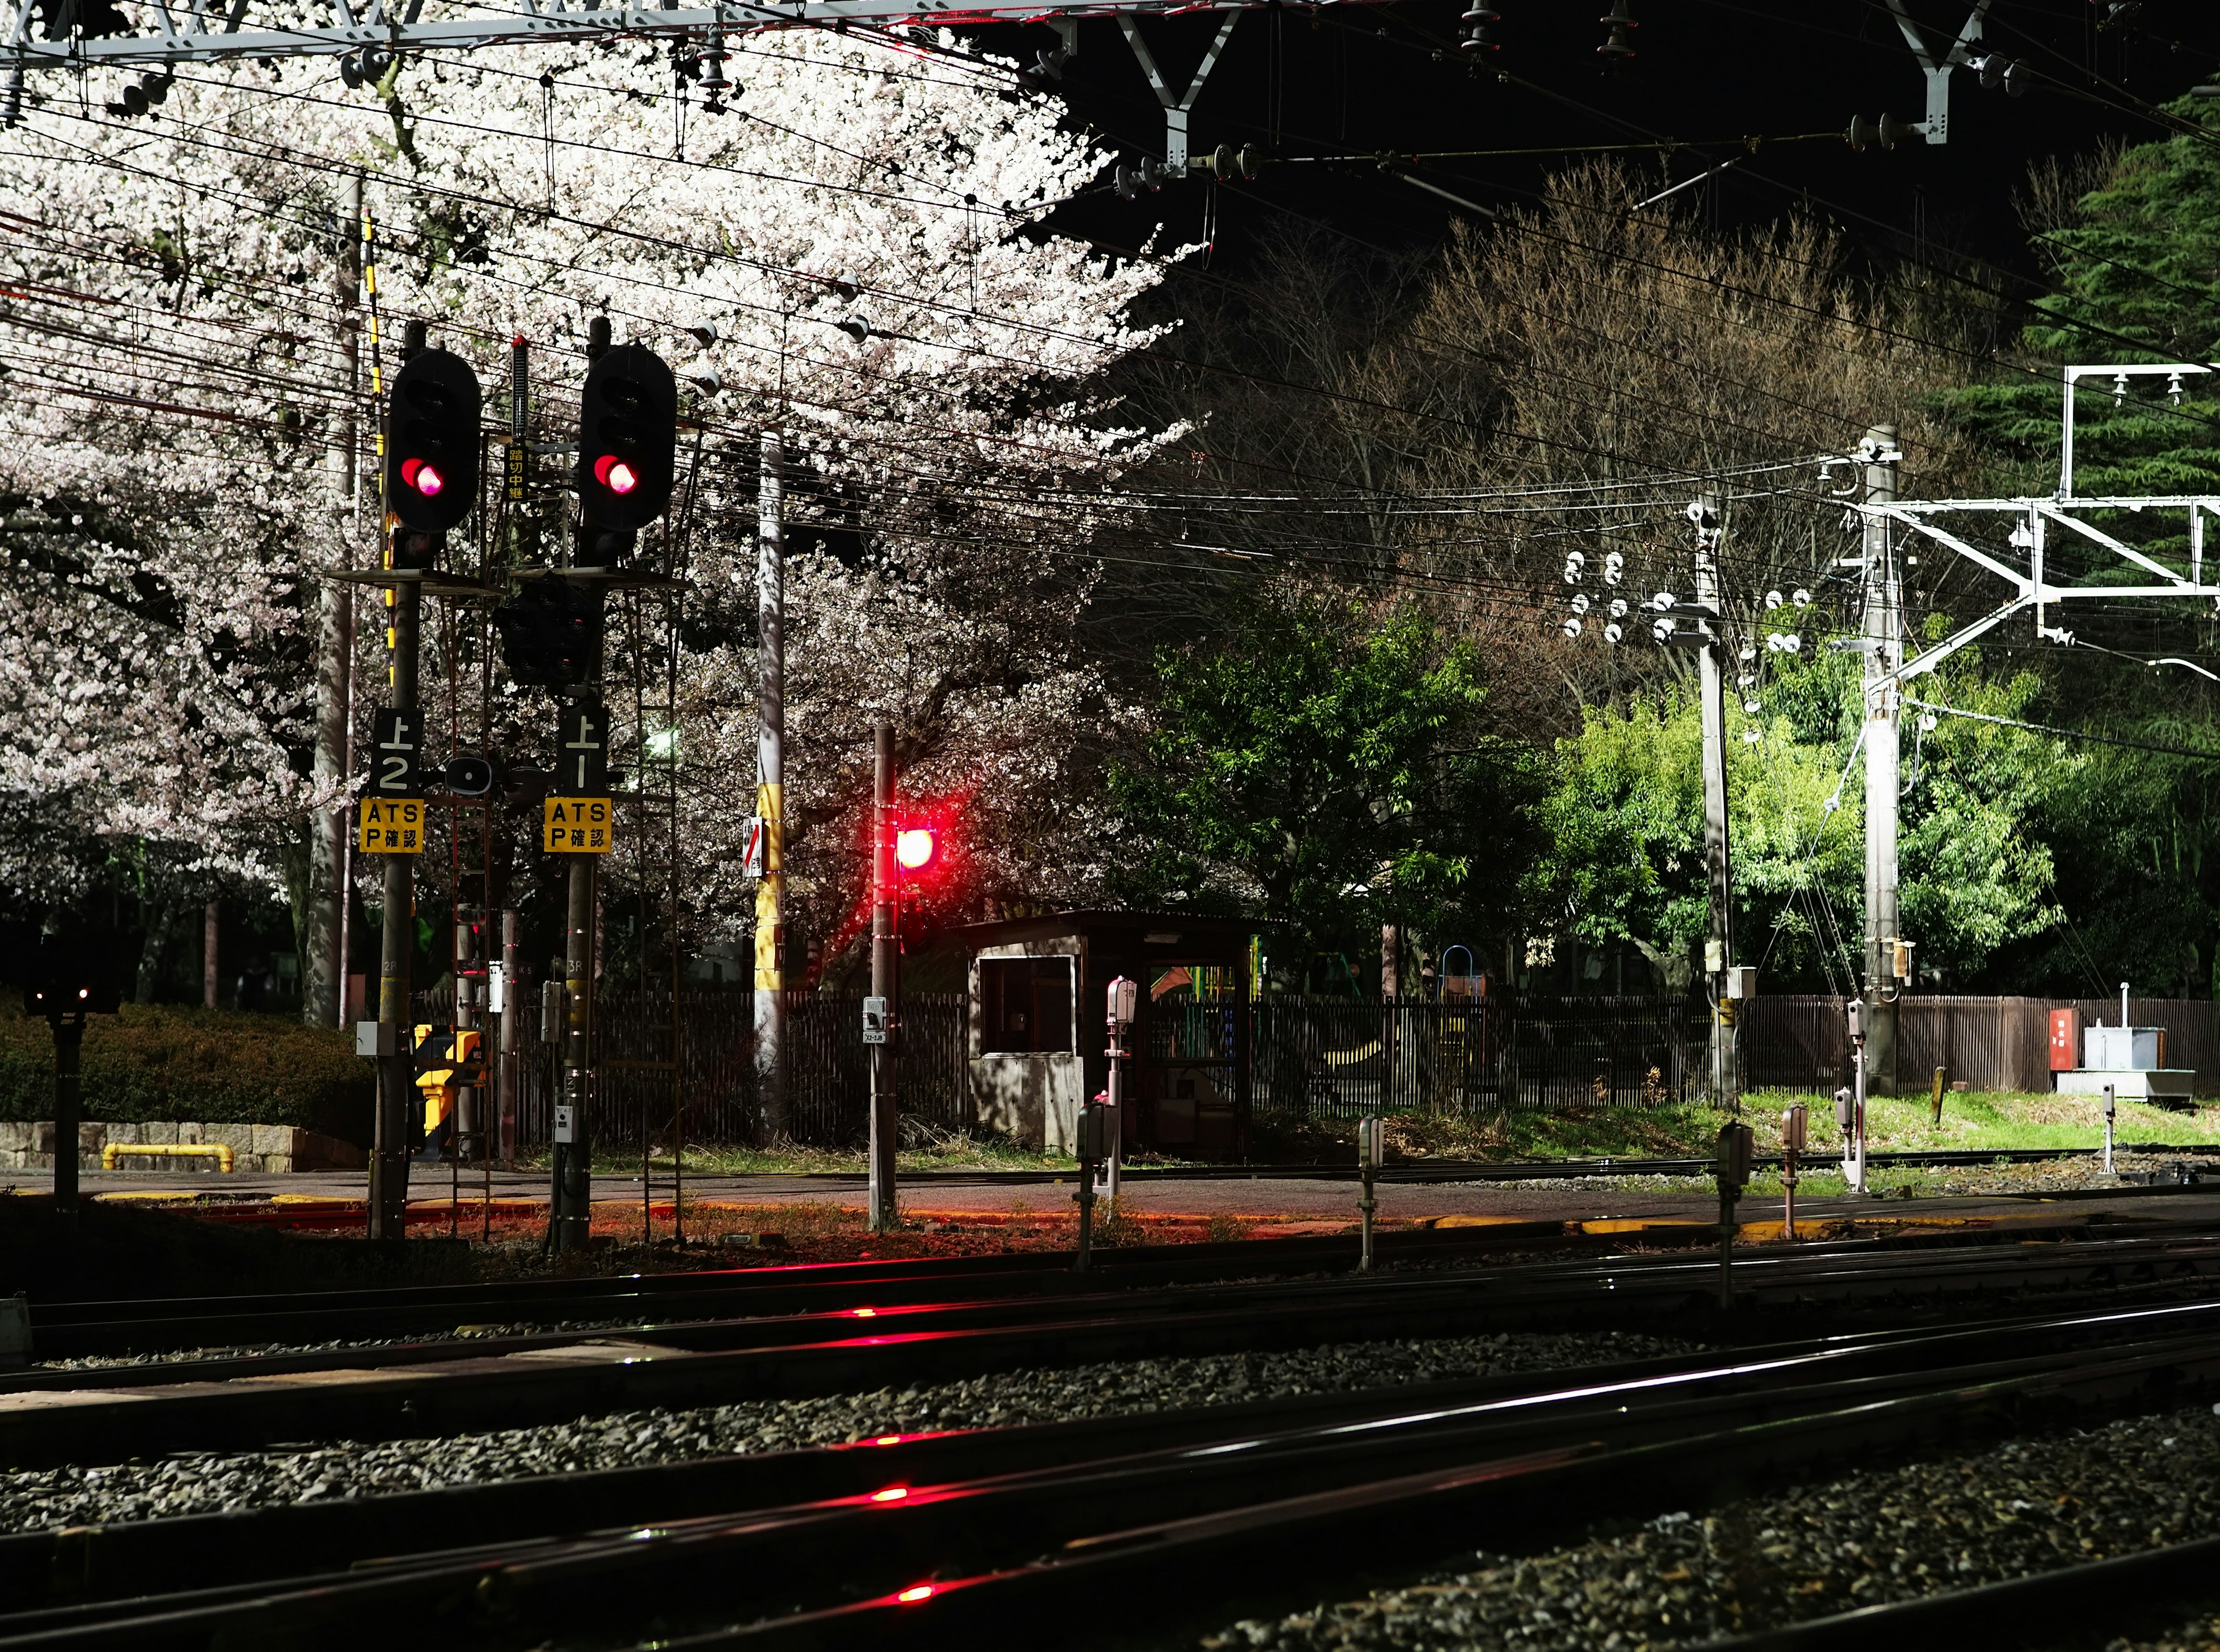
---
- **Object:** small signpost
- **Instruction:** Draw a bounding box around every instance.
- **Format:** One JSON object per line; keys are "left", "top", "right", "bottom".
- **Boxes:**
{"left": 543, "top": 797, "right": 614, "bottom": 853}
{"left": 556, "top": 702, "right": 609, "bottom": 795}
{"left": 357, "top": 798, "right": 424, "bottom": 853}
{"left": 369, "top": 708, "right": 423, "bottom": 797}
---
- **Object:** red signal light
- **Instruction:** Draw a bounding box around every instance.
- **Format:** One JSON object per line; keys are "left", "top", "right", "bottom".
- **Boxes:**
{"left": 594, "top": 454, "right": 639, "bottom": 495}
{"left": 896, "top": 827, "right": 936, "bottom": 871}
{"left": 400, "top": 457, "right": 445, "bottom": 498}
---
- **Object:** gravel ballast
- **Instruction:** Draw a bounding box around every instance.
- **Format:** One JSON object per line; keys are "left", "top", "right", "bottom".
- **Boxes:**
{"left": 0, "top": 1329, "right": 1693, "bottom": 1532}
{"left": 1202, "top": 1405, "right": 2220, "bottom": 1651}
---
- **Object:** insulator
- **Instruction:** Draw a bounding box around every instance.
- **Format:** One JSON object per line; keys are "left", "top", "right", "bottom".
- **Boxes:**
{"left": 1919, "top": 713, "right": 1938, "bottom": 732}
{"left": 1566, "top": 550, "right": 1586, "bottom": 566}
{"left": 1742, "top": 698, "right": 1760, "bottom": 714}
{"left": 1764, "top": 590, "right": 1784, "bottom": 610}
{"left": 1603, "top": 623, "right": 1623, "bottom": 643}
{"left": 1652, "top": 591, "right": 1676, "bottom": 611}
{"left": 1742, "top": 728, "right": 1762, "bottom": 744}
{"left": 1597, "top": 1, "right": 1636, "bottom": 60}
{"left": 1878, "top": 112, "right": 1923, "bottom": 148}
{"left": 1608, "top": 598, "right": 1628, "bottom": 619}
{"left": 1561, "top": 617, "right": 1583, "bottom": 640}
{"left": 1460, "top": 3, "right": 1500, "bottom": 18}
{"left": 1603, "top": 565, "right": 1623, "bottom": 586}
{"left": 1737, "top": 671, "right": 1755, "bottom": 686}
{"left": 1571, "top": 594, "right": 1590, "bottom": 614}
{"left": 1792, "top": 588, "right": 1812, "bottom": 606}
{"left": 1782, "top": 634, "right": 1802, "bottom": 653}
{"left": 1846, "top": 114, "right": 1877, "bottom": 153}
{"left": 1460, "top": 24, "right": 1498, "bottom": 53}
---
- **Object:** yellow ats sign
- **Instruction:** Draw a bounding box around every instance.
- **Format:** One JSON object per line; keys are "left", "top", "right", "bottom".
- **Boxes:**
{"left": 358, "top": 798, "right": 424, "bottom": 853}
{"left": 544, "top": 797, "right": 615, "bottom": 853}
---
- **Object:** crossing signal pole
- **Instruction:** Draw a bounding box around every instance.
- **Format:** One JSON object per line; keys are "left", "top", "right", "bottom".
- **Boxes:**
{"left": 367, "top": 325, "right": 482, "bottom": 1240}
{"left": 868, "top": 723, "right": 898, "bottom": 1232}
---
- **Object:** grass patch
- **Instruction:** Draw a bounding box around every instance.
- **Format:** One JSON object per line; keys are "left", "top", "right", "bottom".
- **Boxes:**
{"left": 1255, "top": 1091, "right": 2219, "bottom": 1165}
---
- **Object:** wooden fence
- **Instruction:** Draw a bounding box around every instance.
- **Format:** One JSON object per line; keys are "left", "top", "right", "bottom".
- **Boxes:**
{"left": 1742, "top": 994, "right": 2220, "bottom": 1097}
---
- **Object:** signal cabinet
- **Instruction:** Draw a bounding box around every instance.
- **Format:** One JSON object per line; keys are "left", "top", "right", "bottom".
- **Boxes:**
{"left": 959, "top": 911, "right": 1265, "bottom": 1160}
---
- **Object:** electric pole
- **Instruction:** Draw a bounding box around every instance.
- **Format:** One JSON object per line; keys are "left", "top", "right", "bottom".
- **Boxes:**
{"left": 754, "top": 428, "right": 788, "bottom": 1140}
{"left": 306, "top": 169, "right": 361, "bottom": 1029}
{"left": 1861, "top": 426, "right": 1903, "bottom": 1097}
{"left": 868, "top": 722, "right": 898, "bottom": 1231}
{"left": 1692, "top": 493, "right": 1736, "bottom": 1109}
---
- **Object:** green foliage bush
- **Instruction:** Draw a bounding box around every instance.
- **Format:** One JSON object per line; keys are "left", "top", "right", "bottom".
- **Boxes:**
{"left": 0, "top": 1003, "right": 373, "bottom": 1143}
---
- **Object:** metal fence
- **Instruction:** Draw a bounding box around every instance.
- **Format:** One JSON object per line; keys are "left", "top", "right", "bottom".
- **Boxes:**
{"left": 1249, "top": 994, "right": 1712, "bottom": 1124}
{"left": 414, "top": 987, "right": 968, "bottom": 1151}
{"left": 413, "top": 987, "right": 2218, "bottom": 1150}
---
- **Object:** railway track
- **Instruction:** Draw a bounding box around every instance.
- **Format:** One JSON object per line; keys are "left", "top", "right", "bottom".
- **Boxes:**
{"left": 8, "top": 1220, "right": 2220, "bottom": 1464}
{"left": 2, "top": 1294, "right": 2218, "bottom": 1650}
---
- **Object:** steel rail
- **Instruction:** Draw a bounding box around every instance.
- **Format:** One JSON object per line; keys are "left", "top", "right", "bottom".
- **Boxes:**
{"left": 14, "top": 1221, "right": 2211, "bottom": 1397}
{"left": 1708, "top": 1531, "right": 2220, "bottom": 1650}
{"left": 8, "top": 1228, "right": 2220, "bottom": 1468}
{"left": 7, "top": 1307, "right": 2219, "bottom": 1650}
{"left": 0, "top": 1305, "right": 2125, "bottom": 1611}
{"left": 20, "top": 1223, "right": 1581, "bottom": 1357}
{"left": 15, "top": 1206, "right": 2095, "bottom": 1363}
{"left": 654, "top": 1339, "right": 2220, "bottom": 1650}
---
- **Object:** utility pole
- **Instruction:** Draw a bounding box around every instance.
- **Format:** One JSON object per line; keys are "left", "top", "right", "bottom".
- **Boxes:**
{"left": 868, "top": 722, "right": 898, "bottom": 1232}
{"left": 754, "top": 429, "right": 788, "bottom": 1140}
{"left": 1692, "top": 493, "right": 1736, "bottom": 1109}
{"left": 1861, "top": 426, "right": 1903, "bottom": 1097}
{"left": 306, "top": 170, "right": 362, "bottom": 1029}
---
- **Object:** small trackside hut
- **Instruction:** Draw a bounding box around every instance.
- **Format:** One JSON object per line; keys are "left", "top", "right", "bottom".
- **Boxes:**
{"left": 960, "top": 912, "right": 1259, "bottom": 1160}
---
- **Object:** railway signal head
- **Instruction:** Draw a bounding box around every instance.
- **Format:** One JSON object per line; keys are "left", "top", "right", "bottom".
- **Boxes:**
{"left": 895, "top": 826, "right": 938, "bottom": 872}
{"left": 576, "top": 344, "right": 678, "bottom": 532}
{"left": 384, "top": 347, "right": 483, "bottom": 537}
{"left": 493, "top": 579, "right": 604, "bottom": 690}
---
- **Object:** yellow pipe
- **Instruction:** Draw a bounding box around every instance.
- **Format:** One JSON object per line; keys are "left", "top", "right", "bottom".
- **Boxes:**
{"left": 101, "top": 1143, "right": 236, "bottom": 1172}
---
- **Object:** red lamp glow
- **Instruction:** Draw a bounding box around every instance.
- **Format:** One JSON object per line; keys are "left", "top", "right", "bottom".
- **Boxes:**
{"left": 895, "top": 827, "right": 936, "bottom": 871}
{"left": 897, "top": 1585, "right": 935, "bottom": 1604}
{"left": 400, "top": 457, "right": 445, "bottom": 497}
{"left": 594, "top": 453, "right": 640, "bottom": 495}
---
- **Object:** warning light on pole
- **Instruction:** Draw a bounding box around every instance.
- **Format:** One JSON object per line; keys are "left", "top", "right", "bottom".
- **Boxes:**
{"left": 895, "top": 827, "right": 937, "bottom": 871}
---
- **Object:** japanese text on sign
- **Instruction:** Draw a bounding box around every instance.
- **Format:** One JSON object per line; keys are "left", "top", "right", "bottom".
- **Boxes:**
{"left": 359, "top": 798, "right": 425, "bottom": 854}
{"left": 544, "top": 796, "right": 615, "bottom": 853}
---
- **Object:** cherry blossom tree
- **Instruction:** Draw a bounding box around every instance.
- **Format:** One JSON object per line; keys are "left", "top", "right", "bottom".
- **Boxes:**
{"left": 0, "top": 29, "right": 1174, "bottom": 992}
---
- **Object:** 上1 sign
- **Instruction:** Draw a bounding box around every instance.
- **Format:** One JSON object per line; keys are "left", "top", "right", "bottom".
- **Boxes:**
{"left": 359, "top": 798, "right": 425, "bottom": 854}
{"left": 544, "top": 797, "right": 615, "bottom": 854}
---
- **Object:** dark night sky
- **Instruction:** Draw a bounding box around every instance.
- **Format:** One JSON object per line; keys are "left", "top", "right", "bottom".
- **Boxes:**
{"left": 975, "top": 1, "right": 2220, "bottom": 280}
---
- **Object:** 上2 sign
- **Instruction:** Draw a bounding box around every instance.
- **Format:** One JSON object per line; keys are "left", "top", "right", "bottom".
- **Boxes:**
{"left": 544, "top": 797, "right": 614, "bottom": 854}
